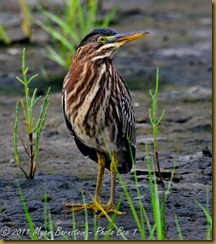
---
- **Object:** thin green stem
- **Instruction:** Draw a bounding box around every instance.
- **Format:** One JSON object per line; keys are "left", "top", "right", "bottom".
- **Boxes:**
{"left": 14, "top": 48, "right": 50, "bottom": 179}
{"left": 149, "top": 67, "right": 165, "bottom": 186}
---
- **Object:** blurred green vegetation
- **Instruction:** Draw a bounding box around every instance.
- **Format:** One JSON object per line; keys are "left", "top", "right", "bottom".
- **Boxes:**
{"left": 0, "top": 0, "right": 118, "bottom": 70}
{"left": 38, "top": 0, "right": 118, "bottom": 69}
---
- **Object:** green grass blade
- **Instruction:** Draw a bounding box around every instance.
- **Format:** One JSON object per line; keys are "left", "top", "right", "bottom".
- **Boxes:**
{"left": 45, "top": 46, "right": 66, "bottom": 67}
{"left": 40, "top": 23, "right": 73, "bottom": 51}
{"left": 41, "top": 11, "right": 70, "bottom": 31}
{"left": 0, "top": 24, "right": 10, "bottom": 44}
{"left": 174, "top": 215, "right": 184, "bottom": 240}
{"left": 128, "top": 145, "right": 148, "bottom": 238}
{"left": 146, "top": 148, "right": 164, "bottom": 240}
{"left": 194, "top": 192, "right": 212, "bottom": 240}
{"left": 71, "top": 209, "right": 77, "bottom": 240}
{"left": 84, "top": 0, "right": 97, "bottom": 32}
{"left": 81, "top": 192, "right": 89, "bottom": 240}
{"left": 103, "top": 197, "right": 122, "bottom": 240}
{"left": 77, "top": 2, "right": 86, "bottom": 35}
{"left": 48, "top": 212, "right": 54, "bottom": 240}
{"left": 194, "top": 199, "right": 212, "bottom": 233}
{"left": 41, "top": 10, "right": 79, "bottom": 43}
{"left": 17, "top": 182, "right": 38, "bottom": 240}
{"left": 117, "top": 173, "right": 144, "bottom": 239}
{"left": 43, "top": 13, "right": 78, "bottom": 44}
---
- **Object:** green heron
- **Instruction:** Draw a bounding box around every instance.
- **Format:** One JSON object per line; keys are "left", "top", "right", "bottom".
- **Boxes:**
{"left": 62, "top": 28, "right": 149, "bottom": 217}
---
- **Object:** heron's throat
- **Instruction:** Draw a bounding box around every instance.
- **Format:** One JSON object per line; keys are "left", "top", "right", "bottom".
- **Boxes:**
{"left": 93, "top": 44, "right": 118, "bottom": 61}
{"left": 75, "top": 43, "right": 117, "bottom": 63}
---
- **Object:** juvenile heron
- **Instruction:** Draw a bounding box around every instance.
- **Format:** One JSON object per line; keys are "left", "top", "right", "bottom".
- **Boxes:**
{"left": 62, "top": 28, "right": 149, "bottom": 217}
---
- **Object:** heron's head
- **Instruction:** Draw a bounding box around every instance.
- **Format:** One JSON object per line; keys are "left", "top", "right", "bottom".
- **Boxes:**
{"left": 76, "top": 28, "right": 149, "bottom": 61}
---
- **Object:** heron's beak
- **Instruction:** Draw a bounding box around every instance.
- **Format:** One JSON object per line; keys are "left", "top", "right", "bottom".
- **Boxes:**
{"left": 110, "top": 31, "right": 150, "bottom": 46}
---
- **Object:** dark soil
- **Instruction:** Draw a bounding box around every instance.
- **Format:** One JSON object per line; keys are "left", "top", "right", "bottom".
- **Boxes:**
{"left": 0, "top": 0, "right": 212, "bottom": 241}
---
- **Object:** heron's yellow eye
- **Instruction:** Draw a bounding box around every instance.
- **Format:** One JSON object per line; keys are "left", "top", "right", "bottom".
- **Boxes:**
{"left": 97, "top": 36, "right": 106, "bottom": 44}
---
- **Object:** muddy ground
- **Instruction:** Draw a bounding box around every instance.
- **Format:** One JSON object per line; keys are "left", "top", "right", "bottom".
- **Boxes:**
{"left": 0, "top": 0, "right": 212, "bottom": 241}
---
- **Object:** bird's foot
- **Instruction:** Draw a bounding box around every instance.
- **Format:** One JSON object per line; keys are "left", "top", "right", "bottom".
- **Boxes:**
{"left": 96, "top": 201, "right": 126, "bottom": 218}
{"left": 62, "top": 201, "right": 125, "bottom": 217}
{"left": 62, "top": 201, "right": 103, "bottom": 214}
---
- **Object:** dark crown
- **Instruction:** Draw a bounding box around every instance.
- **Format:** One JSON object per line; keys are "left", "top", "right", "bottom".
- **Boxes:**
{"left": 79, "top": 28, "right": 118, "bottom": 47}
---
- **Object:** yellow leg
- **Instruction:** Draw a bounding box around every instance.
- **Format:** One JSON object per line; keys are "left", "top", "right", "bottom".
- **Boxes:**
{"left": 96, "top": 153, "right": 125, "bottom": 218}
{"left": 94, "top": 152, "right": 105, "bottom": 202}
{"left": 63, "top": 152, "right": 105, "bottom": 214}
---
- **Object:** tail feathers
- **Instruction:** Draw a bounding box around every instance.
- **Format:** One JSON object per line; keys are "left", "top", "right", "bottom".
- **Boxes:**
{"left": 74, "top": 137, "right": 134, "bottom": 174}
{"left": 116, "top": 149, "right": 135, "bottom": 174}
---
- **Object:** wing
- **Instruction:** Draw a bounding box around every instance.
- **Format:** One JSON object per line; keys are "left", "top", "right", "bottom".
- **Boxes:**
{"left": 120, "top": 93, "right": 136, "bottom": 149}
{"left": 115, "top": 80, "right": 136, "bottom": 173}
{"left": 62, "top": 90, "right": 98, "bottom": 163}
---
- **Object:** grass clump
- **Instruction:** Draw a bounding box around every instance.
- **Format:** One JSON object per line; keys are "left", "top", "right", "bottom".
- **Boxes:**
{"left": 14, "top": 49, "right": 50, "bottom": 179}
{"left": 37, "top": 0, "right": 118, "bottom": 69}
